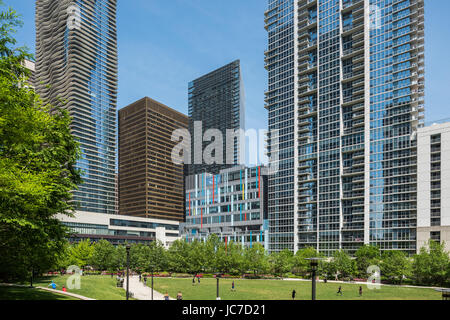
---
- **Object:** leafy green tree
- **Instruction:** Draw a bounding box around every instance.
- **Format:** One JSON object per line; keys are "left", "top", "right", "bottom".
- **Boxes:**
{"left": 111, "top": 245, "right": 126, "bottom": 272}
{"left": 225, "top": 242, "right": 245, "bottom": 275}
{"left": 269, "top": 249, "right": 293, "bottom": 278}
{"left": 0, "top": 3, "right": 81, "bottom": 281}
{"left": 292, "top": 247, "right": 321, "bottom": 277}
{"left": 381, "top": 250, "right": 411, "bottom": 284}
{"left": 354, "top": 245, "right": 381, "bottom": 278}
{"left": 90, "top": 240, "right": 115, "bottom": 271}
{"left": 187, "top": 240, "right": 207, "bottom": 277}
{"left": 331, "top": 250, "right": 355, "bottom": 280}
{"left": 243, "top": 243, "right": 269, "bottom": 276}
{"left": 213, "top": 241, "right": 229, "bottom": 274}
{"left": 129, "top": 243, "right": 147, "bottom": 271}
{"left": 67, "top": 239, "right": 94, "bottom": 268}
{"left": 412, "top": 240, "right": 450, "bottom": 286}
{"left": 145, "top": 240, "right": 168, "bottom": 273}
{"left": 204, "top": 234, "right": 221, "bottom": 272}
{"left": 167, "top": 239, "right": 190, "bottom": 273}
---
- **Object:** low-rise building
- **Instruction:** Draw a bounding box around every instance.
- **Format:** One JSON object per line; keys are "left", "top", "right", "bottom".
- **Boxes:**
{"left": 57, "top": 211, "right": 180, "bottom": 248}
{"left": 181, "top": 166, "right": 268, "bottom": 249}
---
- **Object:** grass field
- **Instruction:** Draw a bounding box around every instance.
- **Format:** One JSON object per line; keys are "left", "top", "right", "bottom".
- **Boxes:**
{"left": 152, "top": 278, "right": 442, "bottom": 300}
{"left": 4, "top": 276, "right": 442, "bottom": 300}
{"left": 0, "top": 286, "right": 78, "bottom": 300}
{"left": 31, "top": 275, "right": 129, "bottom": 300}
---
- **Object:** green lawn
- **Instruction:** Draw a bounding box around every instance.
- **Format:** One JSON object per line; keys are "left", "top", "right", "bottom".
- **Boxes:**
{"left": 152, "top": 278, "right": 442, "bottom": 300}
{"left": 31, "top": 275, "right": 129, "bottom": 300}
{"left": 0, "top": 286, "right": 78, "bottom": 300}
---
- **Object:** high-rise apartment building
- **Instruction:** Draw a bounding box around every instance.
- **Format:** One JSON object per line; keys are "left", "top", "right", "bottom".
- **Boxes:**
{"left": 35, "top": 0, "right": 118, "bottom": 214}
{"left": 265, "top": 0, "right": 424, "bottom": 255}
{"left": 417, "top": 121, "right": 450, "bottom": 253}
{"left": 119, "top": 97, "right": 189, "bottom": 222}
{"left": 187, "top": 60, "right": 245, "bottom": 176}
{"left": 22, "top": 59, "right": 35, "bottom": 88}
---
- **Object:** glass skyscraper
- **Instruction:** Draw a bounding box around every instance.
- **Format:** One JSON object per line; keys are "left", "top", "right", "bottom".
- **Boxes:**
{"left": 187, "top": 60, "right": 245, "bottom": 176}
{"left": 265, "top": 0, "right": 424, "bottom": 255}
{"left": 36, "top": 0, "right": 118, "bottom": 214}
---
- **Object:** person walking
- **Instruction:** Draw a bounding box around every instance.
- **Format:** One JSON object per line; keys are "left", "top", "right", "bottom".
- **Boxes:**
{"left": 359, "top": 286, "right": 363, "bottom": 297}
{"left": 62, "top": 286, "right": 67, "bottom": 292}
{"left": 231, "top": 281, "right": 235, "bottom": 292}
{"left": 337, "top": 286, "right": 343, "bottom": 296}
{"left": 139, "top": 273, "right": 142, "bottom": 282}
{"left": 177, "top": 291, "right": 183, "bottom": 300}
{"left": 292, "top": 289, "right": 296, "bottom": 300}
{"left": 164, "top": 292, "right": 170, "bottom": 301}
{"left": 197, "top": 275, "right": 201, "bottom": 284}
{"left": 144, "top": 276, "right": 147, "bottom": 286}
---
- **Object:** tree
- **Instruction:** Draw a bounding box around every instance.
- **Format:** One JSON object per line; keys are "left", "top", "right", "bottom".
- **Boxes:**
{"left": 292, "top": 247, "right": 321, "bottom": 277}
{"left": 381, "top": 250, "right": 411, "bottom": 284}
{"left": 187, "top": 240, "right": 207, "bottom": 277}
{"left": 331, "top": 250, "right": 355, "bottom": 280}
{"left": 412, "top": 240, "right": 450, "bottom": 286}
{"left": 225, "top": 242, "right": 245, "bottom": 275}
{"left": 269, "top": 249, "right": 293, "bottom": 278}
{"left": 354, "top": 245, "right": 381, "bottom": 278}
{"left": 145, "top": 240, "right": 168, "bottom": 273}
{"left": 90, "top": 240, "right": 115, "bottom": 271}
{"left": 67, "top": 239, "right": 94, "bottom": 269}
{"left": 129, "top": 243, "right": 147, "bottom": 271}
{"left": 244, "top": 243, "right": 269, "bottom": 276}
{"left": 0, "top": 3, "right": 81, "bottom": 281}
{"left": 111, "top": 245, "right": 126, "bottom": 272}
{"left": 167, "top": 240, "right": 190, "bottom": 273}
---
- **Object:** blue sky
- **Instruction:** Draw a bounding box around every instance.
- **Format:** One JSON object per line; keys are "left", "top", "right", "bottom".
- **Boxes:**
{"left": 6, "top": 0, "right": 450, "bottom": 131}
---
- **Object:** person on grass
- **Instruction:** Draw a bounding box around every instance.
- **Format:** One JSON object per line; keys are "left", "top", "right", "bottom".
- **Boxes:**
{"left": 48, "top": 281, "right": 57, "bottom": 290}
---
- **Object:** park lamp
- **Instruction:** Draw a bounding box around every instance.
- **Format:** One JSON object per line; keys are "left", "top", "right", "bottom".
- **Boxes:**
{"left": 305, "top": 257, "right": 322, "bottom": 301}
{"left": 126, "top": 244, "right": 131, "bottom": 301}
{"left": 307, "top": 257, "right": 320, "bottom": 272}
{"left": 215, "top": 273, "right": 223, "bottom": 300}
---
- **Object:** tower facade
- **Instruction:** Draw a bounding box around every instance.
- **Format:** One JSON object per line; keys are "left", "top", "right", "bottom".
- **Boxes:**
{"left": 119, "top": 97, "right": 188, "bottom": 222}
{"left": 35, "top": 0, "right": 118, "bottom": 214}
{"left": 265, "top": 0, "right": 424, "bottom": 255}
{"left": 417, "top": 121, "right": 450, "bottom": 253}
{"left": 187, "top": 60, "right": 245, "bottom": 176}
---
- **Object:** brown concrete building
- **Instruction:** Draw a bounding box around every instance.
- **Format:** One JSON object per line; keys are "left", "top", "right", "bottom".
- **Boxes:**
{"left": 119, "top": 97, "right": 188, "bottom": 222}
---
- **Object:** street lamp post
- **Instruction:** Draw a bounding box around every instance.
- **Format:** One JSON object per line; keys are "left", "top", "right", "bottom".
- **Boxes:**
{"left": 151, "top": 270, "right": 154, "bottom": 301}
{"left": 306, "top": 258, "right": 320, "bottom": 301}
{"left": 215, "top": 274, "right": 222, "bottom": 300}
{"left": 126, "top": 244, "right": 131, "bottom": 301}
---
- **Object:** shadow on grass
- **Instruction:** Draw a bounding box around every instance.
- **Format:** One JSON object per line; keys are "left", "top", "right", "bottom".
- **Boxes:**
{"left": 0, "top": 286, "right": 77, "bottom": 301}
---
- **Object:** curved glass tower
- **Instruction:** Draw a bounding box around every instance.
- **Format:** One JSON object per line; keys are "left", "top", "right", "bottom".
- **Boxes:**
{"left": 36, "top": 0, "right": 118, "bottom": 214}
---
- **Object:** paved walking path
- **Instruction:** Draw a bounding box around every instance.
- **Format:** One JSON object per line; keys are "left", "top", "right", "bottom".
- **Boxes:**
{"left": 123, "top": 276, "right": 174, "bottom": 300}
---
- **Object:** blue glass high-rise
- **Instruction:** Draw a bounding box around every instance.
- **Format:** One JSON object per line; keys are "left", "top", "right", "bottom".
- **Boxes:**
{"left": 36, "top": 0, "right": 118, "bottom": 214}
